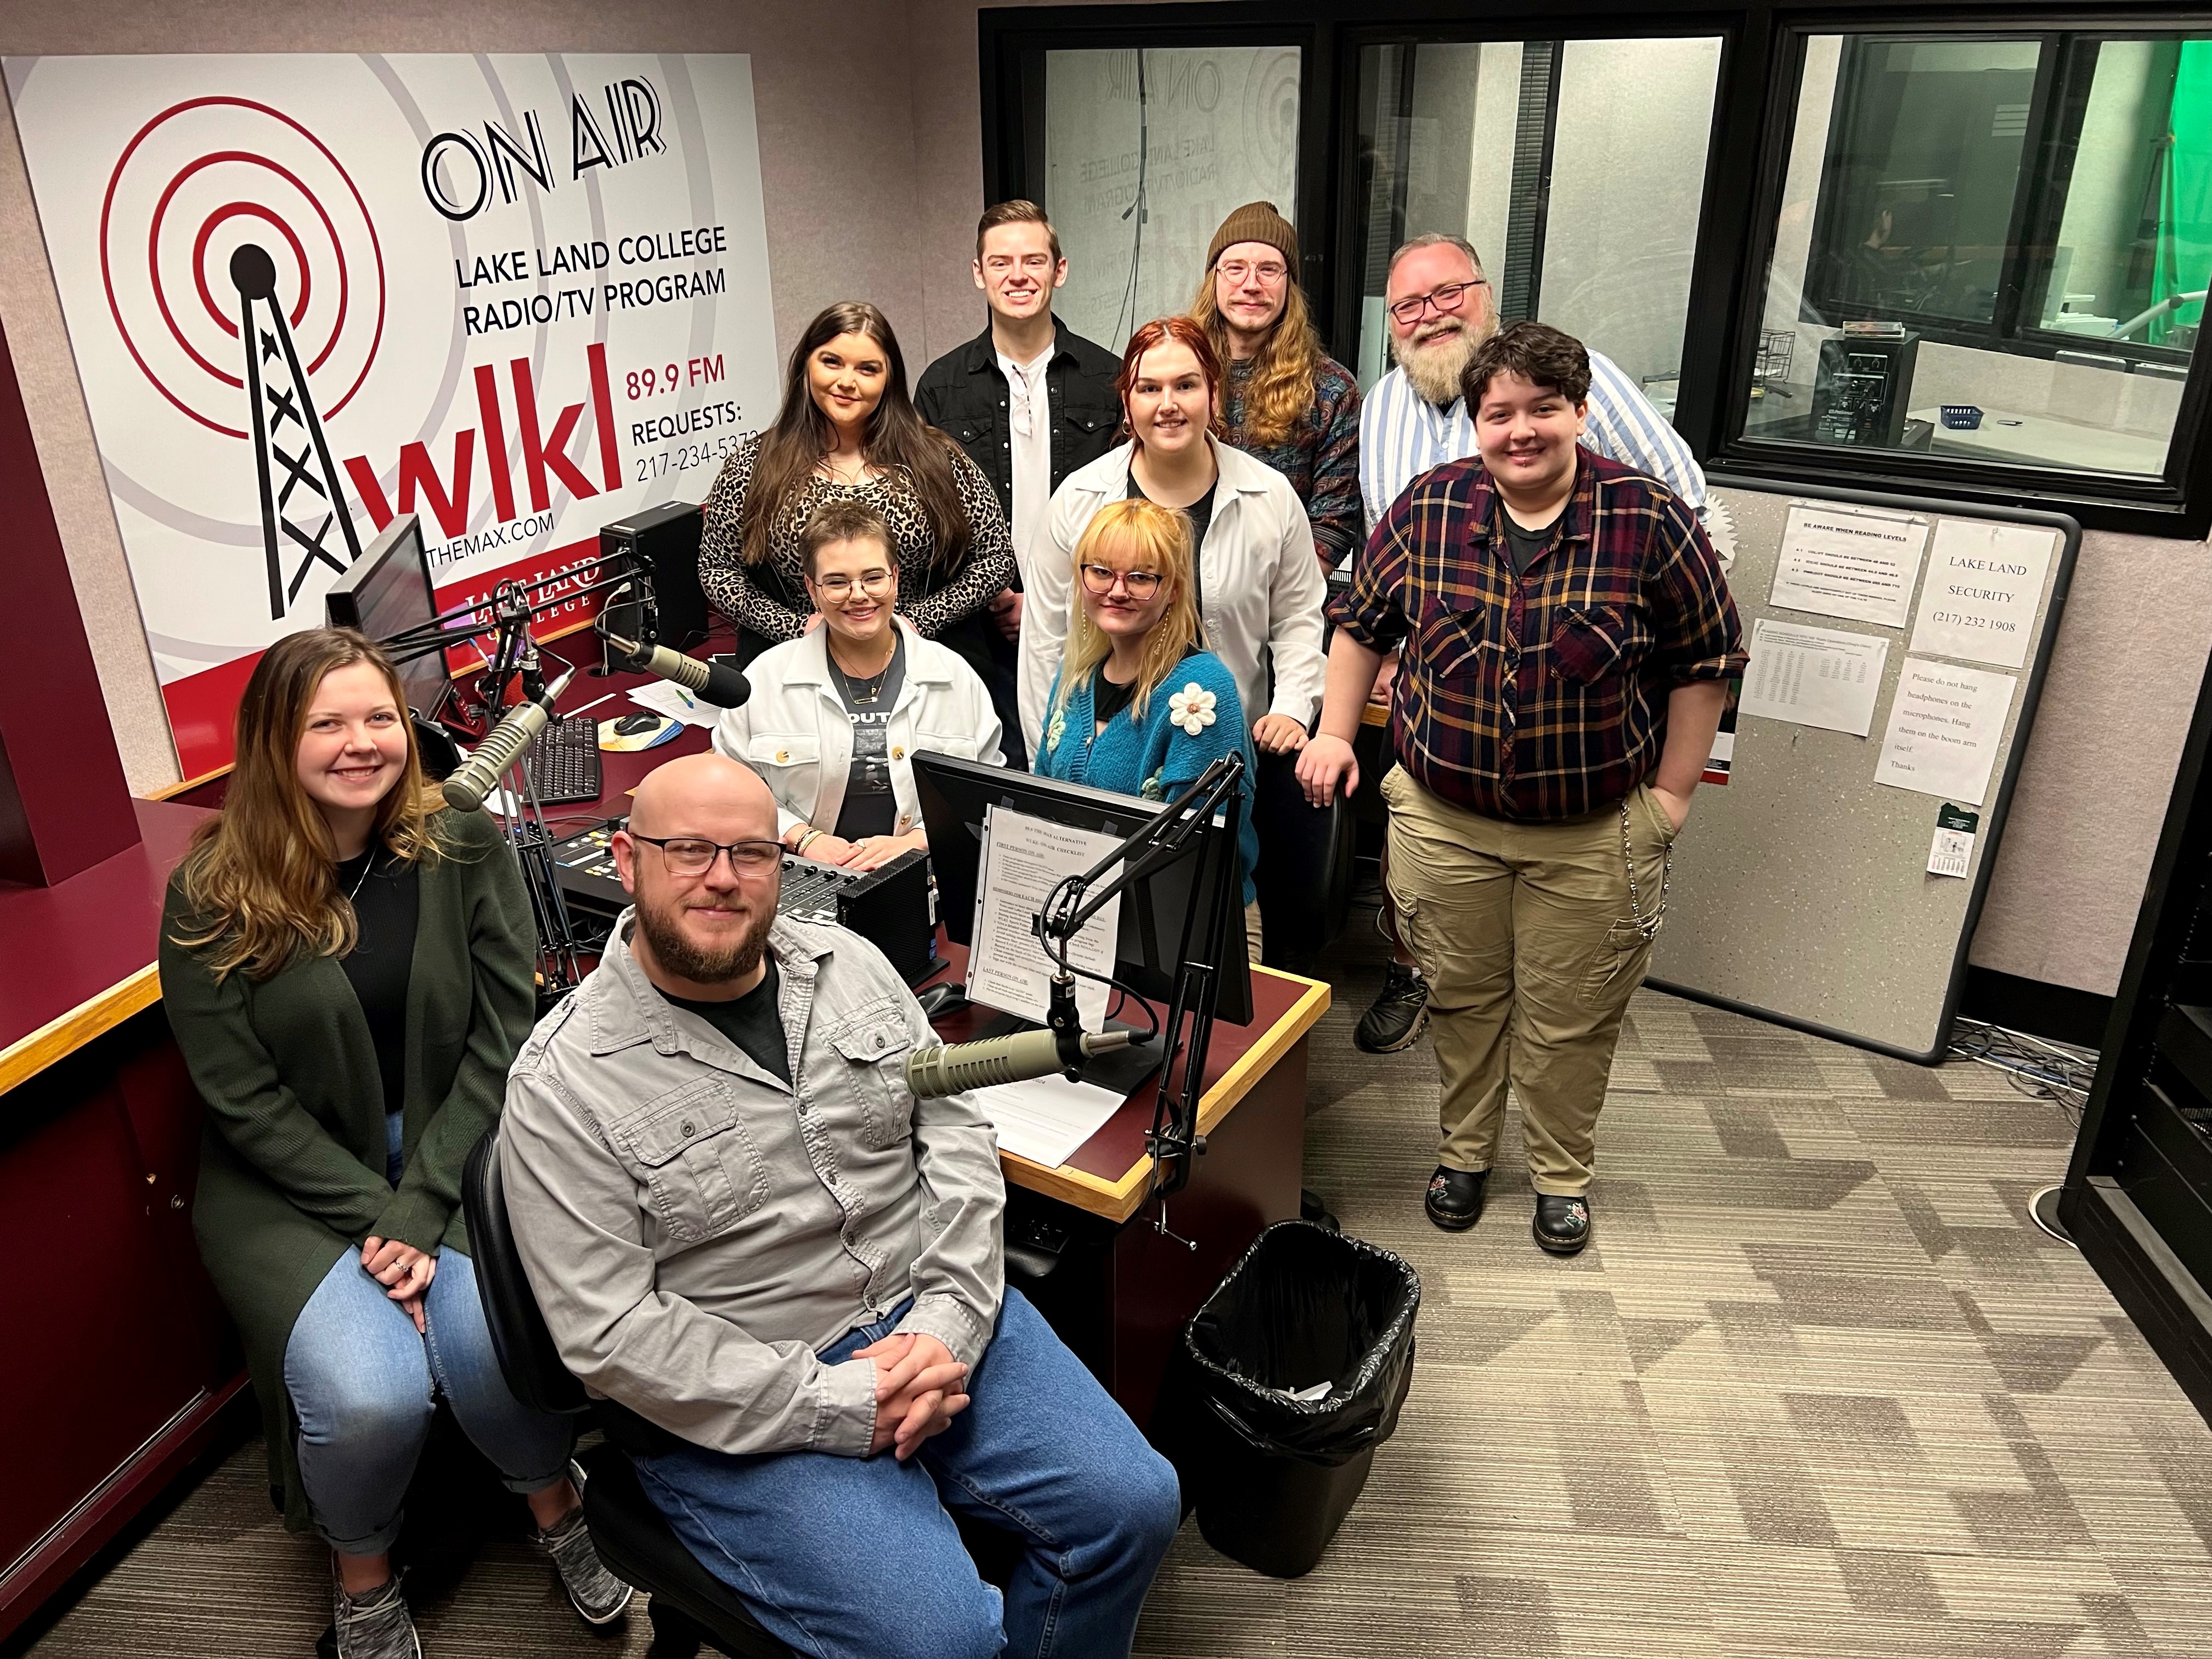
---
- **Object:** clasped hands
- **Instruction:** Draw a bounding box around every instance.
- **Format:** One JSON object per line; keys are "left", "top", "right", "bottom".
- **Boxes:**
{"left": 362, "top": 1235, "right": 435, "bottom": 1333}
{"left": 854, "top": 1330, "right": 969, "bottom": 1462}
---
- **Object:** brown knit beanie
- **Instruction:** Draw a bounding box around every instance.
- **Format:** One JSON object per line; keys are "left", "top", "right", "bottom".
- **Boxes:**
{"left": 1205, "top": 201, "right": 1298, "bottom": 272}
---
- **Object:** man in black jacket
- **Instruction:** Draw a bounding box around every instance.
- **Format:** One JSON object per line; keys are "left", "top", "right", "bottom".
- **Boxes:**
{"left": 916, "top": 201, "right": 1123, "bottom": 766}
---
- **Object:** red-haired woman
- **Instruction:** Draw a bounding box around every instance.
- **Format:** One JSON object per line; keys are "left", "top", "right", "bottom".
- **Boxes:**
{"left": 1018, "top": 316, "right": 1328, "bottom": 966}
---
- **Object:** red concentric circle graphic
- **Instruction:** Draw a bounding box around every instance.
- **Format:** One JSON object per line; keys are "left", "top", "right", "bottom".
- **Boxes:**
{"left": 100, "top": 97, "right": 386, "bottom": 439}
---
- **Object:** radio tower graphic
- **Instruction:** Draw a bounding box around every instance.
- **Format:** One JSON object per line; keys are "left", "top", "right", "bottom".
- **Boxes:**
{"left": 230, "top": 242, "right": 362, "bottom": 619}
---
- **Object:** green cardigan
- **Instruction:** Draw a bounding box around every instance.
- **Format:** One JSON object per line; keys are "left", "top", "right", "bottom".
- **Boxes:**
{"left": 160, "top": 806, "right": 536, "bottom": 1532}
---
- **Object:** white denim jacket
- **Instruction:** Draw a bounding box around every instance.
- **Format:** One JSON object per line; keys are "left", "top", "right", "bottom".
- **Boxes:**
{"left": 712, "top": 626, "right": 1004, "bottom": 837}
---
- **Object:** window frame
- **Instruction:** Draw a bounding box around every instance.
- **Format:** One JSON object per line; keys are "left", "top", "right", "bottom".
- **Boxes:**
{"left": 980, "top": 1, "right": 2212, "bottom": 538}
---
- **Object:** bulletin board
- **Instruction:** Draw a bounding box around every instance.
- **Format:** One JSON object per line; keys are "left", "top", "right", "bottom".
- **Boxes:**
{"left": 1643, "top": 475, "right": 2078, "bottom": 1063}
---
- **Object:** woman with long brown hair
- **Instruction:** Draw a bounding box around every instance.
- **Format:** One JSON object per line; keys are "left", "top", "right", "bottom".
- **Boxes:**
{"left": 161, "top": 629, "right": 629, "bottom": 1658}
{"left": 696, "top": 301, "right": 1016, "bottom": 684}
{"left": 1188, "top": 202, "right": 1362, "bottom": 573}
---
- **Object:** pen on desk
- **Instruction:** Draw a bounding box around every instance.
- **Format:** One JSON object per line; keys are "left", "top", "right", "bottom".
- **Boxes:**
{"left": 569, "top": 692, "right": 616, "bottom": 719}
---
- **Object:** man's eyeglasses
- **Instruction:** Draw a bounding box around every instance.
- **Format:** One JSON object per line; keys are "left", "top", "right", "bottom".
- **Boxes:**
{"left": 1079, "top": 563, "right": 1164, "bottom": 599}
{"left": 1217, "top": 258, "right": 1288, "bottom": 286}
{"left": 1387, "top": 279, "right": 1487, "bottom": 327}
{"left": 630, "top": 834, "right": 783, "bottom": 877}
{"left": 810, "top": 569, "right": 895, "bottom": 600}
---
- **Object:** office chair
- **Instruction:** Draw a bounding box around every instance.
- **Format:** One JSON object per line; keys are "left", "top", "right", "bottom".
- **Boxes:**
{"left": 462, "top": 1130, "right": 797, "bottom": 1658}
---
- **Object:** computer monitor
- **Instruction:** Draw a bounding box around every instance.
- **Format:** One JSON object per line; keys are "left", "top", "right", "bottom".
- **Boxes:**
{"left": 324, "top": 514, "right": 449, "bottom": 719}
{"left": 911, "top": 750, "right": 1253, "bottom": 1029}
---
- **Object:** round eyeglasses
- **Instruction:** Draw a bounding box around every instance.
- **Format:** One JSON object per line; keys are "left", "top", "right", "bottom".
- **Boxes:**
{"left": 1079, "top": 563, "right": 1164, "bottom": 599}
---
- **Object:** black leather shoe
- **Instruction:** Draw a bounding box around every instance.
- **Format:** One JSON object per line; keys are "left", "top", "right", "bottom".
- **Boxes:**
{"left": 1425, "top": 1166, "right": 1487, "bottom": 1231}
{"left": 1533, "top": 1194, "right": 1592, "bottom": 1255}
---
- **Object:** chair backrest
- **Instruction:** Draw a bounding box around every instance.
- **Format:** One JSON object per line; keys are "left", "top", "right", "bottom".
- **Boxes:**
{"left": 461, "top": 1127, "right": 592, "bottom": 1417}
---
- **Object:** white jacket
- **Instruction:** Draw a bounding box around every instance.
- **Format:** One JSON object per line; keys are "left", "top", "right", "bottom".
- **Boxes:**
{"left": 712, "top": 627, "right": 1004, "bottom": 837}
{"left": 1019, "top": 437, "right": 1328, "bottom": 757}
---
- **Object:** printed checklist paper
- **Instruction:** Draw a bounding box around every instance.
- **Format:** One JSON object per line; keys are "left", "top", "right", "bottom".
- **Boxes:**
{"left": 1738, "top": 618, "right": 1889, "bottom": 737}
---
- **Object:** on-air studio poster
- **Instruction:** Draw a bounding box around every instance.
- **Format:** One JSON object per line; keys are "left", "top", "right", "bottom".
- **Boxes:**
{"left": 4, "top": 52, "right": 778, "bottom": 776}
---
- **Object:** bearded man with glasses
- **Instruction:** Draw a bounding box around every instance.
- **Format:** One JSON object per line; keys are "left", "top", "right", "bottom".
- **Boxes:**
{"left": 1345, "top": 233, "right": 1722, "bottom": 1059}
{"left": 500, "top": 749, "right": 1183, "bottom": 1659}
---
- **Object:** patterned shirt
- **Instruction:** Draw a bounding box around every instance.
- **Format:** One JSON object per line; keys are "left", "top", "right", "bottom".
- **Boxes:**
{"left": 1221, "top": 353, "right": 1363, "bottom": 562}
{"left": 1358, "top": 350, "right": 1706, "bottom": 532}
{"left": 697, "top": 432, "right": 1016, "bottom": 643}
{"left": 1332, "top": 447, "right": 1746, "bottom": 822}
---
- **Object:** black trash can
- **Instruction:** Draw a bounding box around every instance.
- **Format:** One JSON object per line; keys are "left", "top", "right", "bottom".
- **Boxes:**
{"left": 1159, "top": 1220, "right": 1420, "bottom": 1577}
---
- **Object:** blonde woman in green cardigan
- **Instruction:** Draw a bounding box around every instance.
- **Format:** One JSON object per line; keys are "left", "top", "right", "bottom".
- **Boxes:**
{"left": 161, "top": 629, "right": 629, "bottom": 1658}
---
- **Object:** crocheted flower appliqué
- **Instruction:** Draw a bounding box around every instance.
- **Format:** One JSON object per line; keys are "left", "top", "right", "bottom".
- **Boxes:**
{"left": 1167, "top": 683, "right": 1217, "bottom": 737}
{"left": 1046, "top": 709, "right": 1066, "bottom": 753}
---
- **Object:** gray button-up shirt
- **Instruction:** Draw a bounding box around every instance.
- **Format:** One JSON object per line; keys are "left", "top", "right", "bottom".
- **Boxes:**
{"left": 499, "top": 911, "right": 1004, "bottom": 1457}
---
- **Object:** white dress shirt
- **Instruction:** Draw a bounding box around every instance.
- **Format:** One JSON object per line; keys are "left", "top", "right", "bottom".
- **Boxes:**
{"left": 997, "top": 342, "right": 1057, "bottom": 587}
{"left": 1019, "top": 437, "right": 1328, "bottom": 758}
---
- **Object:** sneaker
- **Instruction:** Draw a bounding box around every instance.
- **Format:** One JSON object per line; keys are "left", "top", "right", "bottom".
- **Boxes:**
{"left": 532, "top": 1490, "right": 633, "bottom": 1626}
{"left": 332, "top": 1569, "right": 420, "bottom": 1659}
{"left": 1354, "top": 962, "right": 1429, "bottom": 1053}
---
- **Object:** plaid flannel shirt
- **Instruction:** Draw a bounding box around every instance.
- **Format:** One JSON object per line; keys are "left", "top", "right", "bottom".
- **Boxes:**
{"left": 1331, "top": 447, "right": 1746, "bottom": 821}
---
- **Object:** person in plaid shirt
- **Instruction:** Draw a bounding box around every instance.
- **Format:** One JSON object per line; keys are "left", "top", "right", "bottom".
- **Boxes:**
{"left": 1296, "top": 321, "right": 1745, "bottom": 1255}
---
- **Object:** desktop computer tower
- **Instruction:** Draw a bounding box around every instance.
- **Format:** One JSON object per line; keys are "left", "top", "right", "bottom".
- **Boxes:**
{"left": 600, "top": 501, "right": 709, "bottom": 649}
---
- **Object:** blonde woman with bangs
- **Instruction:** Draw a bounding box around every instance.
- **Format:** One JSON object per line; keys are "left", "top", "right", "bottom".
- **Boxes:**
{"left": 1035, "top": 498, "right": 1263, "bottom": 960}
{"left": 161, "top": 629, "right": 629, "bottom": 1657}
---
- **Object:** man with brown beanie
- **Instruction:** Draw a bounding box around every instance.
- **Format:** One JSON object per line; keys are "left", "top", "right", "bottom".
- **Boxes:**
{"left": 1184, "top": 201, "right": 1358, "bottom": 977}
{"left": 1297, "top": 322, "right": 1743, "bottom": 1257}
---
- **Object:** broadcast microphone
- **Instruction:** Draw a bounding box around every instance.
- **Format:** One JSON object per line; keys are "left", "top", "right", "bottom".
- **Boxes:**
{"left": 441, "top": 666, "right": 577, "bottom": 814}
{"left": 906, "top": 1026, "right": 1140, "bottom": 1101}
{"left": 600, "top": 625, "right": 750, "bottom": 709}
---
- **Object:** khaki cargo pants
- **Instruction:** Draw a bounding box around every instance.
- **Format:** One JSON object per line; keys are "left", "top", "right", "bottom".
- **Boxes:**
{"left": 1380, "top": 765, "right": 1677, "bottom": 1195}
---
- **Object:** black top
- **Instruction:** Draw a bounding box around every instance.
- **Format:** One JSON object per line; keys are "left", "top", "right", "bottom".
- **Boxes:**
{"left": 1492, "top": 499, "right": 1560, "bottom": 578}
{"left": 1091, "top": 640, "right": 1201, "bottom": 729}
{"left": 828, "top": 634, "right": 907, "bottom": 842}
{"left": 1127, "top": 472, "right": 1218, "bottom": 587}
{"left": 913, "top": 317, "right": 1126, "bottom": 534}
{"left": 667, "top": 961, "right": 791, "bottom": 1086}
{"left": 334, "top": 844, "right": 421, "bottom": 1116}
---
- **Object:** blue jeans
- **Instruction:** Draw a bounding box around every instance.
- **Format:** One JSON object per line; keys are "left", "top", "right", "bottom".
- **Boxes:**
{"left": 633, "top": 1289, "right": 1182, "bottom": 1659}
{"left": 281, "top": 1115, "right": 573, "bottom": 1554}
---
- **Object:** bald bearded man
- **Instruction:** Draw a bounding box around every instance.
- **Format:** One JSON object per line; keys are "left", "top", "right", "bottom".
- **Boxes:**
{"left": 498, "top": 753, "right": 1180, "bottom": 1659}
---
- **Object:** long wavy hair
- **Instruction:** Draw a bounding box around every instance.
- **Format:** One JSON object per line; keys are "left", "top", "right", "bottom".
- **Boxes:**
{"left": 1053, "top": 499, "right": 1209, "bottom": 726}
{"left": 1116, "top": 316, "right": 1226, "bottom": 447}
{"left": 1188, "top": 264, "right": 1324, "bottom": 447}
{"left": 742, "top": 302, "right": 971, "bottom": 572}
{"left": 171, "top": 628, "right": 443, "bottom": 981}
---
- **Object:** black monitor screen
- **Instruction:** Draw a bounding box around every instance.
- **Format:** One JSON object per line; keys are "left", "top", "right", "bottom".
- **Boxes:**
{"left": 911, "top": 750, "right": 1252, "bottom": 1028}
{"left": 325, "top": 515, "right": 447, "bottom": 718}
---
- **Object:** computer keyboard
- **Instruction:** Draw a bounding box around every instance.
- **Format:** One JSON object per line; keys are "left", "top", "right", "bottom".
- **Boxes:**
{"left": 520, "top": 715, "right": 604, "bottom": 806}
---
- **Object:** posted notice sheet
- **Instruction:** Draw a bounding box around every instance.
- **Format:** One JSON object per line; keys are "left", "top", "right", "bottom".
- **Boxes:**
{"left": 1769, "top": 503, "right": 1928, "bottom": 628}
{"left": 1738, "top": 618, "right": 1889, "bottom": 737}
{"left": 1874, "top": 658, "right": 2016, "bottom": 806}
{"left": 967, "top": 806, "right": 1121, "bottom": 1030}
{"left": 973, "top": 1073, "right": 1126, "bottom": 1170}
{"left": 1908, "top": 520, "right": 2057, "bottom": 669}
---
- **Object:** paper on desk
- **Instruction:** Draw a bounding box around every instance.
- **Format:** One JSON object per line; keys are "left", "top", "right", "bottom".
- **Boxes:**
{"left": 973, "top": 1072, "right": 1125, "bottom": 1169}
{"left": 1738, "top": 618, "right": 1888, "bottom": 736}
{"left": 1768, "top": 503, "right": 1927, "bottom": 628}
{"left": 1874, "top": 657, "right": 2016, "bottom": 807}
{"left": 1908, "top": 520, "right": 2056, "bottom": 669}
{"left": 968, "top": 806, "right": 1121, "bottom": 1030}
{"left": 627, "top": 679, "right": 719, "bottom": 729}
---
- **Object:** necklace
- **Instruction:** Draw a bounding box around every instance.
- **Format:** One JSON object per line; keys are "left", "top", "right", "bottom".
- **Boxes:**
{"left": 832, "top": 648, "right": 893, "bottom": 706}
{"left": 341, "top": 846, "right": 377, "bottom": 904}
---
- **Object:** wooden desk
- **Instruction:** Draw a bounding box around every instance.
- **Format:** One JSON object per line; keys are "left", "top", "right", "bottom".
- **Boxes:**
{"left": 918, "top": 943, "right": 1329, "bottom": 1431}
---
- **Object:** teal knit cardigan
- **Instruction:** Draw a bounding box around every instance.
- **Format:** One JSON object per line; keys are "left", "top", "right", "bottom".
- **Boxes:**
{"left": 1034, "top": 648, "right": 1260, "bottom": 904}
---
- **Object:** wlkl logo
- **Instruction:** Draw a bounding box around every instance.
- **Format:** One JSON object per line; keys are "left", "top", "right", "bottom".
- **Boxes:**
{"left": 341, "top": 340, "right": 623, "bottom": 555}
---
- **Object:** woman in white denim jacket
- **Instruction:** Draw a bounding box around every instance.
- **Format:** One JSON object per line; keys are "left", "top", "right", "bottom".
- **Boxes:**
{"left": 713, "top": 501, "right": 1003, "bottom": 870}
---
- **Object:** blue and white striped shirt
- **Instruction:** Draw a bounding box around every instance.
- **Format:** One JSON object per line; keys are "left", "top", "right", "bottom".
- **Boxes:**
{"left": 1358, "top": 349, "right": 1707, "bottom": 534}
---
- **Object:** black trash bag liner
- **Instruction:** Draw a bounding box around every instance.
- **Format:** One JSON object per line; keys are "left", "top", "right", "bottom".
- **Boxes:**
{"left": 1158, "top": 1220, "right": 1420, "bottom": 1577}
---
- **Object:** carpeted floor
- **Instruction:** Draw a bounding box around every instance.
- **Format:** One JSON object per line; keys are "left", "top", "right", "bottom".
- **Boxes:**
{"left": 16, "top": 912, "right": 2212, "bottom": 1658}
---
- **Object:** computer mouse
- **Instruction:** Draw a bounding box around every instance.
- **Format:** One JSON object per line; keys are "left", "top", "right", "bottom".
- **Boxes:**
{"left": 915, "top": 983, "right": 971, "bottom": 1018}
{"left": 614, "top": 712, "right": 662, "bottom": 736}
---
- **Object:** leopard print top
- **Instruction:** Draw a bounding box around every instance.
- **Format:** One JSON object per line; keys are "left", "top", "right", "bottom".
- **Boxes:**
{"left": 696, "top": 431, "right": 1015, "bottom": 642}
